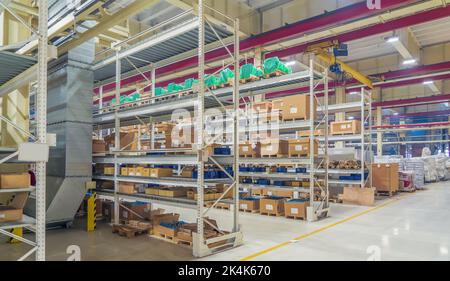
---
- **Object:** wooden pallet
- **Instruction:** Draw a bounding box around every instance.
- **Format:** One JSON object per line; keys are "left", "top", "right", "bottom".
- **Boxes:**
{"left": 288, "top": 153, "right": 310, "bottom": 158}
{"left": 215, "top": 203, "right": 230, "bottom": 210}
{"left": 261, "top": 154, "right": 287, "bottom": 158}
{"left": 376, "top": 190, "right": 398, "bottom": 197}
{"left": 260, "top": 212, "right": 284, "bottom": 217}
{"left": 285, "top": 215, "right": 306, "bottom": 220}
{"left": 240, "top": 75, "right": 261, "bottom": 84}
{"left": 151, "top": 233, "right": 193, "bottom": 247}
{"left": 264, "top": 70, "right": 287, "bottom": 79}
{"left": 399, "top": 188, "right": 416, "bottom": 193}
{"left": 112, "top": 224, "right": 150, "bottom": 238}
{"left": 282, "top": 117, "right": 306, "bottom": 122}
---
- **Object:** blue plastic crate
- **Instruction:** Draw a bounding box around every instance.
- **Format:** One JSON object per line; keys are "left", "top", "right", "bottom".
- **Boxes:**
{"left": 296, "top": 167, "right": 307, "bottom": 173}
{"left": 273, "top": 181, "right": 286, "bottom": 187}
{"left": 287, "top": 198, "right": 308, "bottom": 203}
{"left": 239, "top": 166, "right": 250, "bottom": 172}
{"left": 240, "top": 196, "right": 260, "bottom": 201}
{"left": 242, "top": 178, "right": 253, "bottom": 184}
{"left": 214, "top": 147, "right": 231, "bottom": 155}
{"left": 257, "top": 179, "right": 270, "bottom": 186}
{"left": 276, "top": 167, "right": 288, "bottom": 173}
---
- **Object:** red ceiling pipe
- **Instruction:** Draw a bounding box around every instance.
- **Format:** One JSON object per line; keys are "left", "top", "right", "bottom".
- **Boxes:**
{"left": 94, "top": 0, "right": 414, "bottom": 94}
{"left": 386, "top": 109, "right": 450, "bottom": 118}
{"left": 267, "top": 5, "right": 450, "bottom": 59}
{"left": 373, "top": 121, "right": 450, "bottom": 129}
{"left": 373, "top": 94, "right": 450, "bottom": 108}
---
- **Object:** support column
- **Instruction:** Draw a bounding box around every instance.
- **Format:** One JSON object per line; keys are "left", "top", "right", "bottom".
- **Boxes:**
{"left": 253, "top": 47, "right": 264, "bottom": 103}
{"left": 376, "top": 107, "right": 383, "bottom": 156}
{"left": 335, "top": 87, "right": 346, "bottom": 149}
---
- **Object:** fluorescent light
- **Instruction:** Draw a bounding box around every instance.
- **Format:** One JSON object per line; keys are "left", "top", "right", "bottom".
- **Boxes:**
{"left": 403, "top": 59, "right": 417, "bottom": 65}
{"left": 393, "top": 112, "right": 399, "bottom": 116}
{"left": 285, "top": 61, "right": 296, "bottom": 66}
{"left": 423, "top": 81, "right": 434, "bottom": 85}
{"left": 348, "top": 116, "right": 355, "bottom": 120}
{"left": 349, "top": 91, "right": 359, "bottom": 95}
{"left": 444, "top": 102, "right": 449, "bottom": 107}
{"left": 386, "top": 36, "right": 399, "bottom": 43}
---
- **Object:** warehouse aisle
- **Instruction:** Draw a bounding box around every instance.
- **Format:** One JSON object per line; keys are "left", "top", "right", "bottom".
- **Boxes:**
{"left": 208, "top": 182, "right": 449, "bottom": 261}
{"left": 0, "top": 182, "right": 448, "bottom": 261}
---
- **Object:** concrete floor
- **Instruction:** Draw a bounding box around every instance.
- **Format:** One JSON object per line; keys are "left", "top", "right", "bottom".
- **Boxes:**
{"left": 1, "top": 181, "right": 449, "bottom": 261}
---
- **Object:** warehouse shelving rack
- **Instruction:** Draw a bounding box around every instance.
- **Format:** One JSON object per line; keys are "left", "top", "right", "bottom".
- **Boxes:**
{"left": 236, "top": 57, "right": 331, "bottom": 221}
{"left": 92, "top": 1, "right": 244, "bottom": 257}
{"left": 322, "top": 87, "right": 373, "bottom": 189}
{"left": 0, "top": 0, "right": 48, "bottom": 261}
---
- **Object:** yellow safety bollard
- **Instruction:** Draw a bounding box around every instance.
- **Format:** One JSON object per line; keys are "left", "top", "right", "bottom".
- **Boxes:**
{"left": 9, "top": 228, "right": 23, "bottom": 244}
{"left": 87, "top": 193, "right": 97, "bottom": 232}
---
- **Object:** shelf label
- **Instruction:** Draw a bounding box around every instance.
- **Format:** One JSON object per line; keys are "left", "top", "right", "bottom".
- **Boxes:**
{"left": 240, "top": 204, "right": 248, "bottom": 210}
{"left": 266, "top": 204, "right": 273, "bottom": 210}
{"left": 295, "top": 145, "right": 303, "bottom": 151}
{"left": 290, "top": 107, "right": 298, "bottom": 114}
{"left": 291, "top": 208, "right": 299, "bottom": 215}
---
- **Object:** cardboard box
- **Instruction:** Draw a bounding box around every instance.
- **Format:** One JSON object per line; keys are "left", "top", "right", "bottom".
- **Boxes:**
{"left": 284, "top": 200, "right": 309, "bottom": 219}
{"left": 216, "top": 184, "right": 233, "bottom": 199}
{"left": 127, "top": 167, "right": 136, "bottom": 176}
{"left": 239, "top": 142, "right": 260, "bottom": 157}
{"left": 181, "top": 167, "right": 195, "bottom": 178}
{"left": 0, "top": 173, "right": 30, "bottom": 189}
{"left": 0, "top": 193, "right": 28, "bottom": 223}
{"left": 272, "top": 94, "right": 316, "bottom": 121}
{"left": 260, "top": 197, "right": 285, "bottom": 215}
{"left": 120, "top": 202, "right": 152, "bottom": 221}
{"left": 288, "top": 139, "right": 318, "bottom": 157}
{"left": 104, "top": 132, "right": 138, "bottom": 151}
{"left": 272, "top": 189, "right": 294, "bottom": 198}
{"left": 343, "top": 187, "right": 375, "bottom": 206}
{"left": 142, "top": 168, "right": 151, "bottom": 177}
{"left": 252, "top": 101, "right": 272, "bottom": 113}
{"left": 121, "top": 167, "right": 128, "bottom": 176}
{"left": 155, "top": 122, "right": 175, "bottom": 134}
{"left": 0, "top": 164, "right": 28, "bottom": 174}
{"left": 145, "top": 187, "right": 160, "bottom": 196}
{"left": 331, "top": 120, "right": 361, "bottom": 135}
{"left": 104, "top": 167, "right": 115, "bottom": 175}
{"left": 260, "top": 140, "right": 289, "bottom": 157}
{"left": 150, "top": 168, "right": 172, "bottom": 178}
{"left": 135, "top": 166, "right": 145, "bottom": 177}
{"left": 92, "top": 139, "right": 108, "bottom": 153}
{"left": 187, "top": 190, "right": 221, "bottom": 201}
{"left": 158, "top": 187, "right": 187, "bottom": 198}
{"left": 239, "top": 198, "right": 260, "bottom": 211}
{"left": 119, "top": 183, "right": 136, "bottom": 194}
{"left": 371, "top": 163, "right": 399, "bottom": 193}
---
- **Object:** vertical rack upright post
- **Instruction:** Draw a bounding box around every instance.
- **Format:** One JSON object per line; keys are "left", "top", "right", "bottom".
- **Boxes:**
{"left": 35, "top": 0, "right": 48, "bottom": 261}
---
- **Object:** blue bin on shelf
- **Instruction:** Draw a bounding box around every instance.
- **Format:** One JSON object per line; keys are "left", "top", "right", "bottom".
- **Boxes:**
{"left": 257, "top": 179, "right": 270, "bottom": 186}
{"left": 296, "top": 167, "right": 307, "bottom": 173}
{"left": 276, "top": 167, "right": 288, "bottom": 173}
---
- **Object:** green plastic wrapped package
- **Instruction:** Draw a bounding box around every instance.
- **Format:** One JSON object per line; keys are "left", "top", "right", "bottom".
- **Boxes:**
{"left": 204, "top": 75, "right": 220, "bottom": 88}
{"left": 183, "top": 78, "right": 198, "bottom": 90}
{"left": 219, "top": 68, "right": 235, "bottom": 84}
{"left": 167, "top": 83, "right": 184, "bottom": 93}
{"left": 240, "top": 64, "right": 263, "bottom": 80}
{"left": 154, "top": 87, "right": 167, "bottom": 97}
{"left": 263, "top": 57, "right": 292, "bottom": 75}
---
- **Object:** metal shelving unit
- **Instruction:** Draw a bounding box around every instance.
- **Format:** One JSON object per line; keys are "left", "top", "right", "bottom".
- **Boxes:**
{"left": 92, "top": 1, "right": 243, "bottom": 257}
{"left": 0, "top": 0, "right": 48, "bottom": 261}
{"left": 324, "top": 87, "right": 373, "bottom": 188}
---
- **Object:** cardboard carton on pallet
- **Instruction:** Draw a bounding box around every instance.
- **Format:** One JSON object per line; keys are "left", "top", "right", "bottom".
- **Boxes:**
{"left": 260, "top": 140, "right": 289, "bottom": 157}
{"left": 239, "top": 197, "right": 260, "bottom": 212}
{"left": 155, "top": 122, "right": 175, "bottom": 134}
{"left": 330, "top": 120, "right": 361, "bottom": 135}
{"left": 272, "top": 94, "right": 316, "bottom": 121}
{"left": 104, "top": 132, "right": 138, "bottom": 151}
{"left": 371, "top": 163, "right": 399, "bottom": 194}
{"left": 288, "top": 139, "right": 318, "bottom": 157}
{"left": 239, "top": 142, "right": 261, "bottom": 157}
{"left": 260, "top": 197, "right": 286, "bottom": 216}
{"left": 284, "top": 199, "right": 309, "bottom": 220}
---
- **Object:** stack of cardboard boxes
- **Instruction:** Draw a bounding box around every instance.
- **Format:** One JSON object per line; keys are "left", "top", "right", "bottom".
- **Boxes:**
{"left": 0, "top": 168, "right": 31, "bottom": 223}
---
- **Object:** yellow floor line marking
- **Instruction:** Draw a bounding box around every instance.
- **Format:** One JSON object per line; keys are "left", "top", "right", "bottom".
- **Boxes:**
{"left": 241, "top": 195, "right": 409, "bottom": 261}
